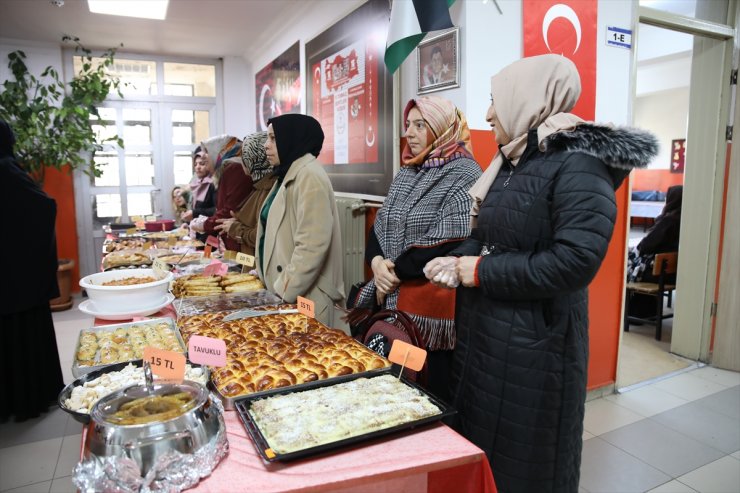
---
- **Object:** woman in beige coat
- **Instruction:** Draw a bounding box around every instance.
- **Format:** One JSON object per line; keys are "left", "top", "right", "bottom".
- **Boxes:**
{"left": 256, "top": 114, "right": 346, "bottom": 330}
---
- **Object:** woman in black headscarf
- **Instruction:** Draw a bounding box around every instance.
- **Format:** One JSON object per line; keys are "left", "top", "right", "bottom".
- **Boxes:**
{"left": 256, "top": 114, "right": 346, "bottom": 330}
{"left": 0, "top": 120, "right": 65, "bottom": 421}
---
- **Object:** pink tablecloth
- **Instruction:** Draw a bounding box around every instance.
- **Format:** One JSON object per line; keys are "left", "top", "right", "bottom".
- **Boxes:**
{"left": 91, "top": 309, "right": 497, "bottom": 493}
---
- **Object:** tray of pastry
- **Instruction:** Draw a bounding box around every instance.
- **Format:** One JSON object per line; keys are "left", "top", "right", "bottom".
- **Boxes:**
{"left": 171, "top": 272, "right": 264, "bottom": 298}
{"left": 234, "top": 367, "right": 454, "bottom": 462}
{"left": 72, "top": 318, "right": 185, "bottom": 377}
{"left": 177, "top": 307, "right": 390, "bottom": 409}
{"left": 102, "top": 238, "right": 146, "bottom": 253}
{"left": 173, "top": 290, "right": 282, "bottom": 317}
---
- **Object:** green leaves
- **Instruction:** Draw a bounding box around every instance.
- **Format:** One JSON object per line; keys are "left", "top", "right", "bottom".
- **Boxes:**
{"left": 0, "top": 36, "right": 125, "bottom": 183}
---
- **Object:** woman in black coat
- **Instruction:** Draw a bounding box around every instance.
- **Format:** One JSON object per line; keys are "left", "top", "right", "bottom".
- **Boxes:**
{"left": 0, "top": 120, "right": 65, "bottom": 421}
{"left": 425, "top": 55, "right": 658, "bottom": 492}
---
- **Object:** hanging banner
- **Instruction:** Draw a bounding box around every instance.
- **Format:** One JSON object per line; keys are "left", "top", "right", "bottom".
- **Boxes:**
{"left": 523, "top": 0, "right": 597, "bottom": 120}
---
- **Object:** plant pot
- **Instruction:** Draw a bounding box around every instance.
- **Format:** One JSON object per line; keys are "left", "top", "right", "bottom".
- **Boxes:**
{"left": 50, "top": 258, "right": 75, "bottom": 312}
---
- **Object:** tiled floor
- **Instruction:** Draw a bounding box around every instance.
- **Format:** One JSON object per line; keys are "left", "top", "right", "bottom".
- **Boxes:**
{"left": 0, "top": 295, "right": 738, "bottom": 492}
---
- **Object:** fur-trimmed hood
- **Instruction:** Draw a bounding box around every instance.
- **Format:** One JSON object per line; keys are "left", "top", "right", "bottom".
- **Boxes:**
{"left": 543, "top": 123, "right": 659, "bottom": 189}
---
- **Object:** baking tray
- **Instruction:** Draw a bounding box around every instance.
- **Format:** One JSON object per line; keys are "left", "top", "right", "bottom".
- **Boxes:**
{"left": 234, "top": 367, "right": 455, "bottom": 462}
{"left": 72, "top": 317, "right": 186, "bottom": 377}
{"left": 173, "top": 290, "right": 282, "bottom": 317}
{"left": 59, "top": 359, "right": 210, "bottom": 424}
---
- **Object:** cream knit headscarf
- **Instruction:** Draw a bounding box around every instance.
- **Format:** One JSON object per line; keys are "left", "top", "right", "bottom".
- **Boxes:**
{"left": 469, "top": 54, "right": 585, "bottom": 225}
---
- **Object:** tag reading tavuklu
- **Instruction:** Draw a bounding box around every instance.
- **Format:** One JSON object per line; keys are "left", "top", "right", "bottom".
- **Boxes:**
{"left": 188, "top": 335, "right": 226, "bottom": 367}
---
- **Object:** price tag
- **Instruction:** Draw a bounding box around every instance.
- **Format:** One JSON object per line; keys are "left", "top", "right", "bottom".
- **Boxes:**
{"left": 206, "top": 235, "right": 220, "bottom": 248}
{"left": 167, "top": 235, "right": 177, "bottom": 246}
{"left": 153, "top": 257, "right": 168, "bottom": 277}
{"left": 297, "top": 296, "right": 315, "bottom": 319}
{"left": 265, "top": 448, "right": 276, "bottom": 459}
{"left": 203, "top": 259, "right": 227, "bottom": 276}
{"left": 235, "top": 252, "right": 255, "bottom": 267}
{"left": 188, "top": 335, "right": 227, "bottom": 367}
{"left": 388, "top": 340, "right": 427, "bottom": 372}
{"left": 125, "top": 227, "right": 137, "bottom": 235}
{"left": 223, "top": 250, "right": 236, "bottom": 260}
{"left": 146, "top": 215, "right": 157, "bottom": 222}
{"left": 203, "top": 244, "right": 212, "bottom": 259}
{"left": 143, "top": 347, "right": 186, "bottom": 383}
{"left": 142, "top": 241, "right": 153, "bottom": 250}
{"left": 135, "top": 220, "right": 145, "bottom": 230}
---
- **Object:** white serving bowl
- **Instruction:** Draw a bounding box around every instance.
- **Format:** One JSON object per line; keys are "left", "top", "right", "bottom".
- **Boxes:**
{"left": 79, "top": 269, "right": 174, "bottom": 313}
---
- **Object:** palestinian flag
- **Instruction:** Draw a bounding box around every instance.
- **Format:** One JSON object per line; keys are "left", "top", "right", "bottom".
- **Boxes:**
{"left": 384, "top": 0, "right": 457, "bottom": 74}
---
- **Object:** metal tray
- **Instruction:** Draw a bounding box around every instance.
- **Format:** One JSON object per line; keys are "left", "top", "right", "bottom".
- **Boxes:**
{"left": 72, "top": 317, "right": 185, "bottom": 377}
{"left": 233, "top": 367, "right": 455, "bottom": 462}
{"left": 173, "top": 290, "right": 282, "bottom": 317}
{"left": 58, "top": 359, "right": 210, "bottom": 424}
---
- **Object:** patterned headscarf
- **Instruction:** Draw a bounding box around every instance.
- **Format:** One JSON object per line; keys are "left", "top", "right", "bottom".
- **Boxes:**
{"left": 401, "top": 96, "right": 473, "bottom": 168}
{"left": 240, "top": 131, "right": 271, "bottom": 182}
{"left": 468, "top": 55, "right": 585, "bottom": 223}
{"left": 201, "top": 135, "right": 242, "bottom": 186}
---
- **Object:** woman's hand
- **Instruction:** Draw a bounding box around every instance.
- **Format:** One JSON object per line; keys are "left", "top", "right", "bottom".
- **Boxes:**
{"left": 371, "top": 255, "right": 401, "bottom": 294}
{"left": 456, "top": 256, "right": 480, "bottom": 287}
{"left": 181, "top": 210, "right": 193, "bottom": 223}
{"left": 214, "top": 211, "right": 237, "bottom": 235}
{"left": 424, "top": 257, "right": 459, "bottom": 288}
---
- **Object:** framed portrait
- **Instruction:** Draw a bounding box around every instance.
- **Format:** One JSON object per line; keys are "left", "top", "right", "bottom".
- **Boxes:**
{"left": 417, "top": 27, "right": 460, "bottom": 94}
{"left": 670, "top": 138, "right": 686, "bottom": 173}
{"left": 305, "top": 0, "right": 394, "bottom": 196}
{"left": 255, "top": 42, "right": 301, "bottom": 131}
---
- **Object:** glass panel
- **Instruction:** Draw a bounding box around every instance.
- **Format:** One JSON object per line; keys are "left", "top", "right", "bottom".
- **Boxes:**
{"left": 125, "top": 152, "right": 154, "bottom": 185}
{"left": 127, "top": 192, "right": 154, "bottom": 217}
{"left": 164, "top": 62, "right": 216, "bottom": 97}
{"left": 640, "top": 0, "right": 729, "bottom": 23}
{"left": 93, "top": 152, "right": 120, "bottom": 186}
{"left": 171, "top": 110, "right": 210, "bottom": 145}
{"left": 173, "top": 151, "right": 193, "bottom": 185}
{"left": 74, "top": 57, "right": 159, "bottom": 96}
{"left": 90, "top": 107, "right": 117, "bottom": 145}
{"left": 123, "top": 108, "right": 151, "bottom": 144}
{"left": 93, "top": 194, "right": 121, "bottom": 229}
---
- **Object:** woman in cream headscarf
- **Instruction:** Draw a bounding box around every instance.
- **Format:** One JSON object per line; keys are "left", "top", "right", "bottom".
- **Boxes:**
{"left": 214, "top": 132, "right": 278, "bottom": 256}
{"left": 353, "top": 95, "right": 481, "bottom": 400}
{"left": 425, "top": 55, "right": 658, "bottom": 492}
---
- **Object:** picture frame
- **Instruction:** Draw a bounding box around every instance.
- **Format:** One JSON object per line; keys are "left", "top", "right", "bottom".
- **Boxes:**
{"left": 255, "top": 42, "right": 301, "bottom": 131}
{"left": 305, "top": 0, "right": 394, "bottom": 196}
{"left": 417, "top": 27, "right": 460, "bottom": 94}
{"left": 670, "top": 138, "right": 686, "bottom": 173}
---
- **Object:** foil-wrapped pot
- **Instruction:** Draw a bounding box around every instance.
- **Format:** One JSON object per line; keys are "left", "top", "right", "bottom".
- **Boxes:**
{"left": 74, "top": 377, "right": 228, "bottom": 492}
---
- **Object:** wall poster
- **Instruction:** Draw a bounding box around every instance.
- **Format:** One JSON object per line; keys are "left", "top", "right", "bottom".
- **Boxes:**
{"left": 670, "top": 138, "right": 686, "bottom": 173}
{"left": 255, "top": 42, "right": 301, "bottom": 131}
{"left": 306, "top": 0, "right": 394, "bottom": 196}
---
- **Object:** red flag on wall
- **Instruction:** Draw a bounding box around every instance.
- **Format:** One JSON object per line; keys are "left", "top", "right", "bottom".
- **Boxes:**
{"left": 523, "top": 0, "right": 597, "bottom": 120}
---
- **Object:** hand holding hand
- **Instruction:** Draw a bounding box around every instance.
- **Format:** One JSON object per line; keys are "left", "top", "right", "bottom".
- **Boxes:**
{"left": 456, "top": 256, "right": 480, "bottom": 287}
{"left": 424, "top": 257, "right": 459, "bottom": 288}
{"left": 371, "top": 256, "right": 401, "bottom": 294}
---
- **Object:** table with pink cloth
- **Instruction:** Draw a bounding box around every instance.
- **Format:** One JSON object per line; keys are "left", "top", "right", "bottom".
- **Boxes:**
{"left": 89, "top": 310, "right": 498, "bottom": 493}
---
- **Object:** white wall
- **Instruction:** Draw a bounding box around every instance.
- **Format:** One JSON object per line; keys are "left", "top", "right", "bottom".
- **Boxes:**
{"left": 222, "top": 56, "right": 251, "bottom": 138}
{"left": 0, "top": 38, "right": 64, "bottom": 105}
{"left": 634, "top": 87, "right": 689, "bottom": 169}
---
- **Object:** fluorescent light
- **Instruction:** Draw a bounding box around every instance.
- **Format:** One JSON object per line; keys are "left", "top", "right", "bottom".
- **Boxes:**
{"left": 87, "top": 0, "right": 169, "bottom": 20}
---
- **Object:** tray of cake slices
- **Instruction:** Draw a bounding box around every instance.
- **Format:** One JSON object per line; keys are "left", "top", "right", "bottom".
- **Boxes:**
{"left": 176, "top": 306, "right": 391, "bottom": 409}
{"left": 72, "top": 318, "right": 185, "bottom": 377}
{"left": 233, "top": 366, "right": 455, "bottom": 462}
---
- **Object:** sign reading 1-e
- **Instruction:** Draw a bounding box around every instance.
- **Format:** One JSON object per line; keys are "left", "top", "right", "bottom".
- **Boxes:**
{"left": 606, "top": 26, "right": 632, "bottom": 49}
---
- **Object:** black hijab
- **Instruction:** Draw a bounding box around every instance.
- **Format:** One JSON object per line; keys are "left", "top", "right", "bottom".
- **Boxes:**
{"left": 0, "top": 119, "right": 16, "bottom": 159}
{"left": 267, "top": 114, "right": 324, "bottom": 179}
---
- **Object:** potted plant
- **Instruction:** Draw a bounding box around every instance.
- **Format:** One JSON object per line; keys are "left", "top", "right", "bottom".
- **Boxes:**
{"left": 0, "top": 35, "right": 125, "bottom": 310}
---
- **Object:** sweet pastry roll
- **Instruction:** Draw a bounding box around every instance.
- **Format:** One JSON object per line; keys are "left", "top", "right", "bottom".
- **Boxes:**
{"left": 326, "top": 363, "right": 354, "bottom": 378}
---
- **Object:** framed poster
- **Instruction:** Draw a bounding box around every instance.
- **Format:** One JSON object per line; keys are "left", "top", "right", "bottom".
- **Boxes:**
{"left": 255, "top": 42, "right": 301, "bottom": 131}
{"left": 417, "top": 28, "right": 460, "bottom": 94}
{"left": 305, "top": 0, "right": 394, "bottom": 196}
{"left": 670, "top": 138, "right": 686, "bottom": 173}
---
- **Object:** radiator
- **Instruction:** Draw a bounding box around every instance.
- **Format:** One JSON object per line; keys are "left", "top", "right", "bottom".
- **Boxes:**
{"left": 335, "top": 197, "right": 366, "bottom": 297}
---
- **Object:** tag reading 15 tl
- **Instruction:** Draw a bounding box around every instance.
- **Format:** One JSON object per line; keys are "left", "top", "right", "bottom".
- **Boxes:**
{"left": 143, "top": 347, "right": 185, "bottom": 383}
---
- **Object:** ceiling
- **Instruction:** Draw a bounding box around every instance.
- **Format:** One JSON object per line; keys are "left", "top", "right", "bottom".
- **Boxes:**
{"left": 0, "top": 0, "right": 347, "bottom": 61}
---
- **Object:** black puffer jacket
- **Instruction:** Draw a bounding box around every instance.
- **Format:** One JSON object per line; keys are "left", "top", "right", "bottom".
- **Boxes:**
{"left": 448, "top": 125, "right": 658, "bottom": 493}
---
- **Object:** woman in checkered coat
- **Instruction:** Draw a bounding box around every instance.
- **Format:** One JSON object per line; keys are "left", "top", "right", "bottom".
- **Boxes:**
{"left": 354, "top": 96, "right": 481, "bottom": 400}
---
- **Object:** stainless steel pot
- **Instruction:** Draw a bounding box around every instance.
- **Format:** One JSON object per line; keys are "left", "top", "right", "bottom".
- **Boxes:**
{"left": 84, "top": 380, "right": 222, "bottom": 475}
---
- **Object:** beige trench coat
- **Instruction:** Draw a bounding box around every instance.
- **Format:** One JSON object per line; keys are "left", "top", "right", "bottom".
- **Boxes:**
{"left": 256, "top": 154, "right": 347, "bottom": 331}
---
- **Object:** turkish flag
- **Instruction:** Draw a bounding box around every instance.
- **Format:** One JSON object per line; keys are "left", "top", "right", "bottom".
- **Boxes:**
{"left": 523, "top": 0, "right": 597, "bottom": 120}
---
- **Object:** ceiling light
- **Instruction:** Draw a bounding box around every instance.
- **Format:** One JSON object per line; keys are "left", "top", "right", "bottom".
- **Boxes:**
{"left": 87, "top": 0, "right": 169, "bottom": 20}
